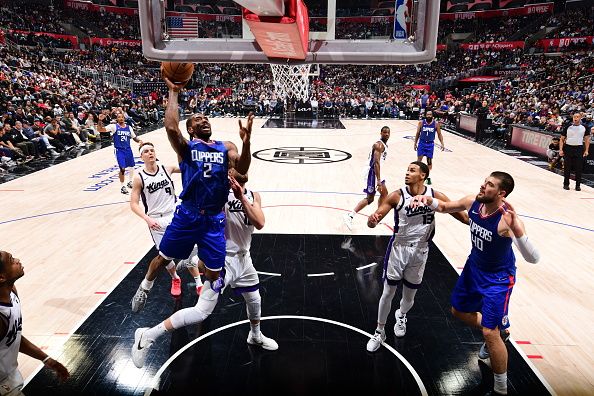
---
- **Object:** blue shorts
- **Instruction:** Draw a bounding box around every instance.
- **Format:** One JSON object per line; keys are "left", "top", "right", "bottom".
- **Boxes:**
{"left": 364, "top": 168, "right": 385, "bottom": 195}
{"left": 159, "top": 204, "right": 226, "bottom": 271}
{"left": 115, "top": 148, "right": 135, "bottom": 169}
{"left": 451, "top": 261, "right": 515, "bottom": 330}
{"left": 417, "top": 141, "right": 435, "bottom": 159}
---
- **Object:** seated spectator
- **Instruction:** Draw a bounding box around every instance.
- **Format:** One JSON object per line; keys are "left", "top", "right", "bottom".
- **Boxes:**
{"left": 547, "top": 136, "right": 562, "bottom": 170}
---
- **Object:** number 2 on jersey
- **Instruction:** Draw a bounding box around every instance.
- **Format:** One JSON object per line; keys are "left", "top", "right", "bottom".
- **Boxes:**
{"left": 203, "top": 163, "right": 212, "bottom": 178}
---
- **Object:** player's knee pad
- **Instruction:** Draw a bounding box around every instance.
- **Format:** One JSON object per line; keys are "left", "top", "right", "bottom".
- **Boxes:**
{"left": 242, "top": 290, "right": 261, "bottom": 321}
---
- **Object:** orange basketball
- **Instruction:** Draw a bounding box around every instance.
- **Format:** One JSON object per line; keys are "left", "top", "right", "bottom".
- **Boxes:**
{"left": 161, "top": 62, "right": 194, "bottom": 84}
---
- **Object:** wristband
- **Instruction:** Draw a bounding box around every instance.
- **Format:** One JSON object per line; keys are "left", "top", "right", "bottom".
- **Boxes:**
{"left": 429, "top": 198, "right": 440, "bottom": 210}
{"left": 42, "top": 356, "right": 51, "bottom": 364}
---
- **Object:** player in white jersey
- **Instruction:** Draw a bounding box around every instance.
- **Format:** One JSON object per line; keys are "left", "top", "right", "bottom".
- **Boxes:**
{"left": 343, "top": 126, "right": 390, "bottom": 230}
{"left": 0, "top": 251, "right": 69, "bottom": 394}
{"left": 365, "top": 162, "right": 468, "bottom": 352}
{"left": 130, "top": 142, "right": 202, "bottom": 300}
{"left": 131, "top": 172, "right": 278, "bottom": 368}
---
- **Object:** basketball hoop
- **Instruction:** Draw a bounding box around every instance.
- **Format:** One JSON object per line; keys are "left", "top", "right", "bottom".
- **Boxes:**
{"left": 270, "top": 63, "right": 312, "bottom": 102}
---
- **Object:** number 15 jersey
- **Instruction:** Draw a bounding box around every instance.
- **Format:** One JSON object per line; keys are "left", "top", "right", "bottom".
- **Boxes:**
{"left": 394, "top": 186, "right": 435, "bottom": 243}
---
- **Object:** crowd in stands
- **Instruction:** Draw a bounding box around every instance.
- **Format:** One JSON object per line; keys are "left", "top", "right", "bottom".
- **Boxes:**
{"left": 1, "top": 1, "right": 593, "bottom": 175}
{"left": 546, "top": 7, "right": 594, "bottom": 38}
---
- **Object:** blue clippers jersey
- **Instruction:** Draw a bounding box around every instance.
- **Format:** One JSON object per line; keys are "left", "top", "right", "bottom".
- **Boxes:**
{"left": 179, "top": 139, "right": 229, "bottom": 212}
{"left": 467, "top": 201, "right": 515, "bottom": 272}
{"left": 419, "top": 120, "right": 436, "bottom": 142}
{"left": 113, "top": 124, "right": 133, "bottom": 150}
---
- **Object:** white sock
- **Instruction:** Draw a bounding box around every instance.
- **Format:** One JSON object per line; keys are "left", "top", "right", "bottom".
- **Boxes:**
{"left": 396, "top": 309, "right": 405, "bottom": 318}
{"left": 128, "top": 168, "right": 134, "bottom": 182}
{"left": 493, "top": 372, "right": 508, "bottom": 395}
{"left": 141, "top": 278, "right": 155, "bottom": 290}
{"left": 348, "top": 211, "right": 355, "bottom": 218}
{"left": 250, "top": 322, "right": 261, "bottom": 336}
{"left": 165, "top": 262, "right": 180, "bottom": 279}
{"left": 143, "top": 322, "right": 168, "bottom": 344}
{"left": 376, "top": 323, "right": 386, "bottom": 333}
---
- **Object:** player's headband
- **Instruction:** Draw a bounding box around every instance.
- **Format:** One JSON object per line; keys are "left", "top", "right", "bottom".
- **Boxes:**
{"left": 139, "top": 144, "right": 154, "bottom": 154}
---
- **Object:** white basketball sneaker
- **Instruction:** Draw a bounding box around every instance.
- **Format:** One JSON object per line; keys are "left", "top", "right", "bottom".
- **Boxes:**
{"left": 366, "top": 330, "right": 386, "bottom": 352}
{"left": 343, "top": 213, "right": 354, "bottom": 230}
{"left": 131, "top": 327, "right": 152, "bottom": 368}
{"left": 247, "top": 331, "right": 279, "bottom": 350}
{"left": 394, "top": 310, "right": 407, "bottom": 337}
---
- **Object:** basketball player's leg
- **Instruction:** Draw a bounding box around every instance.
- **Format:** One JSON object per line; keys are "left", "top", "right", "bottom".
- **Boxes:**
{"left": 367, "top": 241, "right": 402, "bottom": 352}
{"left": 150, "top": 218, "right": 182, "bottom": 296}
{"left": 345, "top": 168, "right": 377, "bottom": 229}
{"left": 115, "top": 149, "right": 129, "bottom": 194}
{"left": 233, "top": 254, "right": 278, "bottom": 350}
{"left": 124, "top": 148, "right": 135, "bottom": 189}
{"left": 450, "top": 263, "right": 483, "bottom": 329}
{"left": 479, "top": 272, "right": 515, "bottom": 395}
{"left": 393, "top": 245, "right": 429, "bottom": 336}
{"left": 132, "top": 210, "right": 197, "bottom": 312}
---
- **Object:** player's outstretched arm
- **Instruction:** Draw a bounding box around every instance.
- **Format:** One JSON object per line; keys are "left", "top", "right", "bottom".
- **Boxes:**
{"left": 414, "top": 121, "right": 422, "bottom": 150}
{"left": 19, "top": 335, "right": 70, "bottom": 382}
{"left": 410, "top": 194, "right": 474, "bottom": 214}
{"left": 436, "top": 122, "right": 445, "bottom": 151}
{"left": 163, "top": 76, "right": 189, "bottom": 162}
{"left": 368, "top": 190, "right": 402, "bottom": 228}
{"left": 434, "top": 190, "right": 468, "bottom": 224}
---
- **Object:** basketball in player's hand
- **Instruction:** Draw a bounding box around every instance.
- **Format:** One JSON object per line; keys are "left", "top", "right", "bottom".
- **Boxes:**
{"left": 161, "top": 62, "right": 194, "bottom": 84}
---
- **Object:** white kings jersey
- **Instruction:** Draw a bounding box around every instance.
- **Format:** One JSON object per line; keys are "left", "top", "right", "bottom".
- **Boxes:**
{"left": 225, "top": 189, "right": 255, "bottom": 254}
{"left": 0, "top": 291, "right": 22, "bottom": 384}
{"left": 138, "top": 165, "right": 177, "bottom": 217}
{"left": 393, "top": 186, "right": 436, "bottom": 243}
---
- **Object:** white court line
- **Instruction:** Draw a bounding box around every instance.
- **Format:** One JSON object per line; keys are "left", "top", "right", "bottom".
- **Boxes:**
{"left": 306, "top": 272, "right": 335, "bottom": 277}
{"left": 432, "top": 240, "right": 557, "bottom": 396}
{"left": 356, "top": 262, "right": 378, "bottom": 271}
{"left": 146, "top": 315, "right": 428, "bottom": 396}
{"left": 256, "top": 271, "right": 282, "bottom": 277}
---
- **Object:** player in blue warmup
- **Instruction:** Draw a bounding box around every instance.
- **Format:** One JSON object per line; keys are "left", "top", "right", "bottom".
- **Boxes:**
{"left": 414, "top": 111, "right": 445, "bottom": 185}
{"left": 411, "top": 171, "right": 540, "bottom": 396}
{"left": 131, "top": 75, "right": 253, "bottom": 314}
{"left": 106, "top": 112, "right": 143, "bottom": 194}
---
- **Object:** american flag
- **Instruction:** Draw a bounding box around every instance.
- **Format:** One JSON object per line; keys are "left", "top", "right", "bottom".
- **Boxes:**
{"left": 167, "top": 17, "right": 199, "bottom": 38}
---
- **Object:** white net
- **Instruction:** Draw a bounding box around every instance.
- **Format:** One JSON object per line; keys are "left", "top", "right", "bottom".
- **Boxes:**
{"left": 270, "top": 64, "right": 312, "bottom": 102}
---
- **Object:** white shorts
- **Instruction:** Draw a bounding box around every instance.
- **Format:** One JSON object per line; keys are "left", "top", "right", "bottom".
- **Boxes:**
{"left": 0, "top": 370, "right": 24, "bottom": 396}
{"left": 384, "top": 240, "right": 429, "bottom": 286}
{"left": 149, "top": 212, "right": 174, "bottom": 250}
{"left": 223, "top": 252, "right": 259, "bottom": 292}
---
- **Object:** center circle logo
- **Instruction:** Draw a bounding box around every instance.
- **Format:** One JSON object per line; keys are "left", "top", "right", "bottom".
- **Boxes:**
{"left": 253, "top": 147, "right": 352, "bottom": 165}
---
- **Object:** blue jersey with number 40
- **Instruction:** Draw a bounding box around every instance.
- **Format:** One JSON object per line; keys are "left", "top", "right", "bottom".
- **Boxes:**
{"left": 467, "top": 200, "right": 515, "bottom": 272}
{"left": 179, "top": 139, "right": 229, "bottom": 212}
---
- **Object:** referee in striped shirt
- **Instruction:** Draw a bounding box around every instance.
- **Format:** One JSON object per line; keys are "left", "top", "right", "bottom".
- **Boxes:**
{"left": 560, "top": 113, "right": 590, "bottom": 191}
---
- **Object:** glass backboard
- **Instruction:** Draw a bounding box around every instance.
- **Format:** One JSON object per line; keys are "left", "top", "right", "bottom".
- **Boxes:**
{"left": 138, "top": 0, "right": 440, "bottom": 64}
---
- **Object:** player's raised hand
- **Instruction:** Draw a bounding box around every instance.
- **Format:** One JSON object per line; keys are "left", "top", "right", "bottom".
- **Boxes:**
{"left": 410, "top": 195, "right": 430, "bottom": 208}
{"left": 239, "top": 112, "right": 254, "bottom": 144}
{"left": 162, "top": 75, "right": 187, "bottom": 93}
{"left": 229, "top": 173, "right": 243, "bottom": 200}
{"left": 499, "top": 199, "right": 522, "bottom": 237}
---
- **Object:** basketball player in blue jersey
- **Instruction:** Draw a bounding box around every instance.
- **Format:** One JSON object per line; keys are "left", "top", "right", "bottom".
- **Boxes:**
{"left": 365, "top": 162, "right": 468, "bottom": 352}
{"left": 130, "top": 142, "right": 203, "bottom": 297}
{"left": 0, "top": 251, "right": 69, "bottom": 393}
{"left": 413, "top": 111, "right": 445, "bottom": 185}
{"left": 131, "top": 76, "right": 253, "bottom": 315}
{"left": 344, "top": 126, "right": 390, "bottom": 230}
{"left": 411, "top": 172, "right": 540, "bottom": 396}
{"left": 106, "top": 113, "right": 143, "bottom": 194}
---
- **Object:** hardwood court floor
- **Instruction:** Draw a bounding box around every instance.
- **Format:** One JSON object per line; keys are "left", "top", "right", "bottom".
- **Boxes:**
{"left": 0, "top": 118, "right": 592, "bottom": 395}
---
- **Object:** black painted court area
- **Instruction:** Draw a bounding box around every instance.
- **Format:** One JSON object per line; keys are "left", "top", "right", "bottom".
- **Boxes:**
{"left": 25, "top": 234, "right": 550, "bottom": 395}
